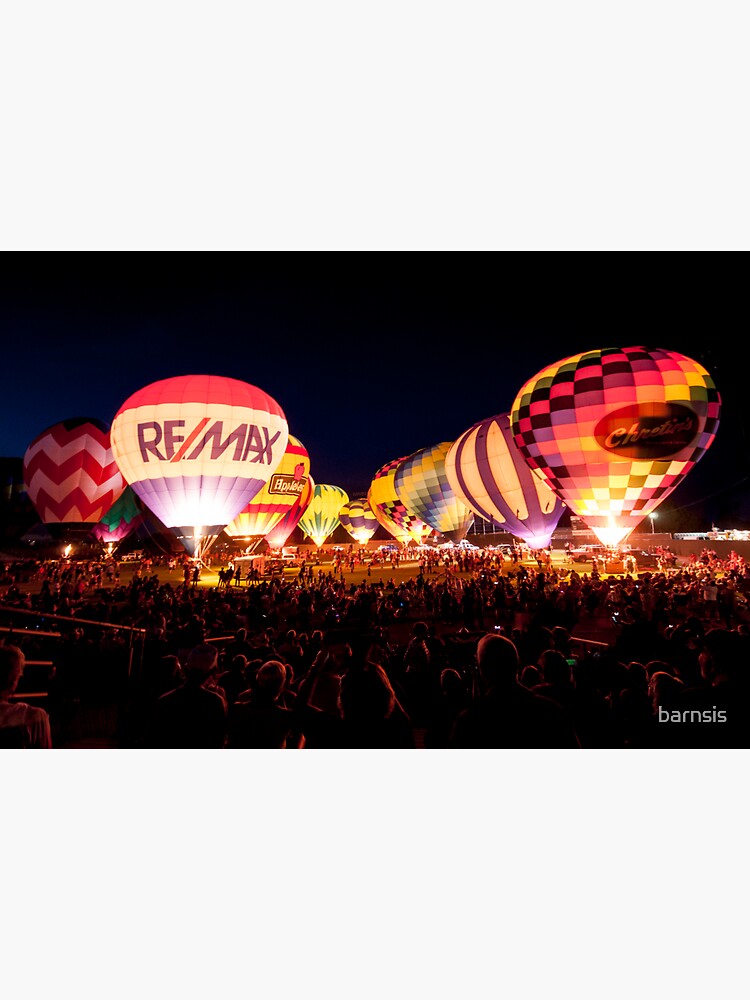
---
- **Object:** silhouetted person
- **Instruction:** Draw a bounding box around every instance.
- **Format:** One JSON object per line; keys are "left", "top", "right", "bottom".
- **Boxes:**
{"left": 519, "top": 664, "right": 542, "bottom": 688}
{"left": 449, "top": 634, "right": 580, "bottom": 748}
{"left": 403, "top": 620, "right": 437, "bottom": 725}
{"left": 335, "top": 661, "right": 415, "bottom": 748}
{"left": 532, "top": 649, "right": 577, "bottom": 716}
{"left": 424, "top": 668, "right": 470, "bottom": 748}
{"left": 224, "top": 628, "right": 255, "bottom": 663}
{"left": 671, "top": 628, "right": 750, "bottom": 748}
{"left": 145, "top": 643, "right": 227, "bottom": 748}
{"left": 0, "top": 644, "right": 52, "bottom": 748}
{"left": 277, "top": 629, "right": 304, "bottom": 676}
{"left": 569, "top": 657, "right": 613, "bottom": 748}
{"left": 218, "top": 654, "right": 251, "bottom": 707}
{"left": 227, "top": 660, "right": 300, "bottom": 748}
{"left": 296, "top": 650, "right": 414, "bottom": 748}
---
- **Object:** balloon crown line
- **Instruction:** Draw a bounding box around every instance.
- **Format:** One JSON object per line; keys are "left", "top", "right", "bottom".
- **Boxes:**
{"left": 20, "top": 351, "right": 720, "bottom": 552}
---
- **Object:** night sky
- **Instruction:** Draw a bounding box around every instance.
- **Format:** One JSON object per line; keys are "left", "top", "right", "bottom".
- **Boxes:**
{"left": 2, "top": 256, "right": 748, "bottom": 530}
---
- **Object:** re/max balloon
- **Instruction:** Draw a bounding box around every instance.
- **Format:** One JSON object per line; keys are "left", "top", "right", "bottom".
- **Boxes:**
{"left": 445, "top": 413, "right": 564, "bottom": 549}
{"left": 509, "top": 346, "right": 721, "bottom": 547}
{"left": 110, "top": 375, "right": 288, "bottom": 559}
{"left": 23, "top": 417, "right": 126, "bottom": 537}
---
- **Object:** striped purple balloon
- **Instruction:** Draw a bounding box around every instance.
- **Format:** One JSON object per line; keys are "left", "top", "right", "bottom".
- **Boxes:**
{"left": 445, "top": 413, "right": 564, "bottom": 549}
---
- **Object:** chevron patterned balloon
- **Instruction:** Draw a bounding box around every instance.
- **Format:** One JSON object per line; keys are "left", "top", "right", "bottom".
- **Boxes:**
{"left": 298, "top": 483, "right": 348, "bottom": 547}
{"left": 23, "top": 417, "right": 126, "bottom": 534}
{"left": 394, "top": 442, "right": 474, "bottom": 543}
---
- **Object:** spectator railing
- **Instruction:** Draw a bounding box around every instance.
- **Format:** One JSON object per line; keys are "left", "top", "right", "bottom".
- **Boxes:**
{"left": 0, "top": 604, "right": 146, "bottom": 740}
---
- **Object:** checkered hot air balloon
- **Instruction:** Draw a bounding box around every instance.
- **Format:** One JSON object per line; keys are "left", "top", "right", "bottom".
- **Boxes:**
{"left": 445, "top": 413, "right": 565, "bottom": 549}
{"left": 298, "top": 483, "right": 348, "bottom": 547}
{"left": 224, "top": 434, "right": 310, "bottom": 549}
{"left": 338, "top": 497, "right": 379, "bottom": 545}
{"left": 367, "top": 456, "right": 433, "bottom": 545}
{"left": 509, "top": 346, "right": 721, "bottom": 547}
{"left": 265, "top": 474, "right": 314, "bottom": 550}
{"left": 394, "top": 442, "right": 475, "bottom": 543}
{"left": 91, "top": 486, "right": 144, "bottom": 545}
{"left": 110, "top": 375, "right": 288, "bottom": 561}
{"left": 23, "top": 417, "right": 126, "bottom": 539}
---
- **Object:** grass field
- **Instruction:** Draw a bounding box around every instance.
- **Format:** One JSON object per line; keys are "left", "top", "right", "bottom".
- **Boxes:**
{"left": 4, "top": 548, "right": 671, "bottom": 599}
{"left": 114, "top": 552, "right": 584, "bottom": 592}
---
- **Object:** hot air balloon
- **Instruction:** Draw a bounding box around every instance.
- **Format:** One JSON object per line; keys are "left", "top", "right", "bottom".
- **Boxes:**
{"left": 367, "top": 456, "right": 434, "bottom": 545}
{"left": 338, "top": 497, "right": 379, "bottom": 545}
{"left": 265, "top": 474, "right": 315, "bottom": 550}
{"left": 445, "top": 413, "right": 565, "bottom": 549}
{"left": 23, "top": 417, "right": 126, "bottom": 540}
{"left": 90, "top": 486, "right": 144, "bottom": 550}
{"left": 223, "top": 434, "right": 311, "bottom": 551}
{"left": 394, "top": 442, "right": 475, "bottom": 543}
{"left": 110, "top": 375, "right": 288, "bottom": 561}
{"left": 298, "top": 483, "right": 349, "bottom": 548}
{"left": 509, "top": 346, "right": 721, "bottom": 547}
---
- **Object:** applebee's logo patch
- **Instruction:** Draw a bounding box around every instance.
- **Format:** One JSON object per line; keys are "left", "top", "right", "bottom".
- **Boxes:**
{"left": 268, "top": 471, "right": 307, "bottom": 495}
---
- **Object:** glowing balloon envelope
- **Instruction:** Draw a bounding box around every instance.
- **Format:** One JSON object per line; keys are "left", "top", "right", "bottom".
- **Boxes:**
{"left": 265, "top": 474, "right": 314, "bottom": 550}
{"left": 110, "top": 375, "right": 288, "bottom": 558}
{"left": 509, "top": 346, "right": 721, "bottom": 547}
{"left": 445, "top": 413, "right": 564, "bottom": 549}
{"left": 23, "top": 417, "right": 126, "bottom": 538}
{"left": 91, "top": 486, "right": 144, "bottom": 546}
{"left": 338, "top": 498, "right": 379, "bottom": 545}
{"left": 367, "top": 456, "right": 434, "bottom": 545}
{"left": 394, "top": 442, "right": 475, "bottom": 543}
{"left": 298, "top": 483, "right": 349, "bottom": 547}
{"left": 224, "top": 434, "right": 311, "bottom": 549}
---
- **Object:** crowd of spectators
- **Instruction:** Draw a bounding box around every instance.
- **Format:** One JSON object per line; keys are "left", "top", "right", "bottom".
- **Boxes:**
{"left": 1, "top": 544, "right": 749, "bottom": 749}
